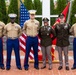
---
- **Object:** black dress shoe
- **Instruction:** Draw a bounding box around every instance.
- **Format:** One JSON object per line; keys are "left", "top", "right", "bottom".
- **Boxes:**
{"left": 17, "top": 67, "right": 22, "bottom": 70}
{"left": 58, "top": 66, "right": 63, "bottom": 70}
{"left": 24, "top": 68, "right": 28, "bottom": 70}
{"left": 1, "top": 67, "right": 5, "bottom": 70}
{"left": 48, "top": 67, "right": 52, "bottom": 70}
{"left": 6, "top": 68, "right": 10, "bottom": 70}
{"left": 71, "top": 67, "right": 76, "bottom": 70}
{"left": 41, "top": 66, "right": 46, "bottom": 69}
{"left": 65, "top": 66, "right": 69, "bottom": 70}
{"left": 34, "top": 67, "right": 39, "bottom": 70}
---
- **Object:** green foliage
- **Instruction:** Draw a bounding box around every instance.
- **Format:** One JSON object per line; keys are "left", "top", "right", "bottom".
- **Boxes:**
{"left": 50, "top": 0, "right": 67, "bottom": 26}
{"left": 0, "top": 0, "right": 7, "bottom": 24}
{"left": 33, "top": 0, "right": 42, "bottom": 15}
{"left": 70, "top": 0, "right": 76, "bottom": 25}
{"left": 0, "top": 12, "right": 2, "bottom": 21}
{"left": 50, "top": 0, "right": 56, "bottom": 26}
{"left": 56, "top": 0, "right": 66, "bottom": 14}
{"left": 24, "top": 0, "right": 33, "bottom": 10}
{"left": 50, "top": 0, "right": 54, "bottom": 14}
{"left": 33, "top": 0, "right": 42, "bottom": 26}
{"left": 8, "top": 0, "right": 18, "bottom": 23}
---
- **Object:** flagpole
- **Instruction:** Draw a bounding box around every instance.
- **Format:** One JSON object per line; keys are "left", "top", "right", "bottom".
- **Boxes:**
{"left": 66, "top": 0, "right": 73, "bottom": 24}
{"left": 19, "top": 0, "right": 23, "bottom": 4}
{"left": 19, "top": 0, "right": 22, "bottom": 27}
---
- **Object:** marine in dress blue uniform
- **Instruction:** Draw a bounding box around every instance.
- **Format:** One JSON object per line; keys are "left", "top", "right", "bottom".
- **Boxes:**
{"left": 70, "top": 23, "right": 76, "bottom": 70}
{"left": 0, "top": 21, "right": 5, "bottom": 70}
{"left": 3, "top": 14, "right": 22, "bottom": 70}
{"left": 23, "top": 10, "right": 40, "bottom": 70}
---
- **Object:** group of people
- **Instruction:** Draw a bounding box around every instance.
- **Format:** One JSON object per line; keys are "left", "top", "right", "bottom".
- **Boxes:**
{"left": 0, "top": 9, "right": 76, "bottom": 71}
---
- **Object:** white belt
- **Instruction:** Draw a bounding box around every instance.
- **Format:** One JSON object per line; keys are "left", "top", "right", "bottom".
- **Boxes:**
{"left": 8, "top": 37, "right": 18, "bottom": 39}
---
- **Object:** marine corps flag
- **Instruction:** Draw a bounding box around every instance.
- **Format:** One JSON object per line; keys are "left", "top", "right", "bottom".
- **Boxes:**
{"left": 52, "top": 2, "right": 70, "bottom": 61}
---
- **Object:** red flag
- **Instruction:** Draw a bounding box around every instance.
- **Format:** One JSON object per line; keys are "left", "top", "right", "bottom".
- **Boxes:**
{"left": 62, "top": 2, "right": 70, "bottom": 19}
{"left": 56, "top": 2, "right": 70, "bottom": 23}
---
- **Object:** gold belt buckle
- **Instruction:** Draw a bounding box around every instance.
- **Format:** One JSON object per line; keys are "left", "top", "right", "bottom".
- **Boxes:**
{"left": 12, "top": 37, "right": 15, "bottom": 39}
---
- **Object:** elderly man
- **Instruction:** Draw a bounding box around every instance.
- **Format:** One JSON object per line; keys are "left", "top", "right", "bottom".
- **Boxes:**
{"left": 55, "top": 13, "right": 71, "bottom": 70}
{"left": 39, "top": 18, "right": 56, "bottom": 70}
{"left": 0, "top": 21, "right": 5, "bottom": 70}
{"left": 3, "top": 14, "right": 22, "bottom": 70}
{"left": 23, "top": 10, "right": 40, "bottom": 70}
{"left": 70, "top": 23, "right": 76, "bottom": 70}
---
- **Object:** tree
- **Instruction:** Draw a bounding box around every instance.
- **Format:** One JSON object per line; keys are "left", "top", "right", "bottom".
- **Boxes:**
{"left": 33, "top": 0, "right": 42, "bottom": 15}
{"left": 8, "top": 0, "right": 18, "bottom": 23}
{"left": 56, "top": 0, "right": 67, "bottom": 14}
{"left": 24, "top": 0, "right": 33, "bottom": 10}
{"left": 33, "top": 0, "right": 42, "bottom": 26}
{"left": 50, "top": 0, "right": 56, "bottom": 25}
{"left": 0, "top": 0, "right": 7, "bottom": 24}
{"left": 70, "top": 0, "right": 76, "bottom": 25}
{"left": 51, "top": 0, "right": 67, "bottom": 24}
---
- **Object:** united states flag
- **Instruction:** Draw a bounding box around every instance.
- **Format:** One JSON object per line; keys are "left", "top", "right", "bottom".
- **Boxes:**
{"left": 19, "top": 1, "right": 29, "bottom": 28}
{"left": 19, "top": 1, "right": 41, "bottom": 60}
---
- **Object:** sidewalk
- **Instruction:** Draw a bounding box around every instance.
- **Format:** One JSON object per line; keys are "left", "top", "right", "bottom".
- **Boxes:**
{"left": 0, "top": 50, "right": 76, "bottom": 75}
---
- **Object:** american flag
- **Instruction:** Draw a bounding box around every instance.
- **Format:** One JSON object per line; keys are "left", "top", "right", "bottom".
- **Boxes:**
{"left": 19, "top": 1, "right": 29, "bottom": 28}
{"left": 19, "top": 1, "right": 41, "bottom": 60}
